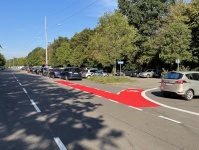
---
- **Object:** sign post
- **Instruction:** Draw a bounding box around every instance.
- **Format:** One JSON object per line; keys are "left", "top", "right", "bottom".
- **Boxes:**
{"left": 117, "top": 61, "right": 124, "bottom": 76}
{"left": 175, "top": 58, "right": 180, "bottom": 71}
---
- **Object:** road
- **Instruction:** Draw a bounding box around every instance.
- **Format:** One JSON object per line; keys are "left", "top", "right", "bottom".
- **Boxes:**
{"left": 0, "top": 69, "right": 199, "bottom": 150}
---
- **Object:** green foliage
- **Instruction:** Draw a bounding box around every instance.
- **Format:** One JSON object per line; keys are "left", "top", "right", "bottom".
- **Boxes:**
{"left": 87, "top": 11, "right": 139, "bottom": 73}
{"left": 26, "top": 47, "right": 45, "bottom": 66}
{"left": 87, "top": 76, "right": 136, "bottom": 84}
{"left": 56, "top": 42, "right": 71, "bottom": 66}
{"left": 0, "top": 53, "right": 6, "bottom": 66}
{"left": 69, "top": 45, "right": 85, "bottom": 67}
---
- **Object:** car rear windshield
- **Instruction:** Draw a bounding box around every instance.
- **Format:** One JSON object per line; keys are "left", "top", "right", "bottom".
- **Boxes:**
{"left": 70, "top": 68, "right": 81, "bottom": 72}
{"left": 164, "top": 72, "right": 183, "bottom": 79}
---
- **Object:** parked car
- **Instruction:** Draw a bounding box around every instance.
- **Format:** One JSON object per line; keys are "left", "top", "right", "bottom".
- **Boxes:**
{"left": 92, "top": 70, "right": 109, "bottom": 77}
{"left": 160, "top": 71, "right": 199, "bottom": 100}
{"left": 114, "top": 71, "right": 125, "bottom": 76}
{"left": 153, "top": 69, "right": 162, "bottom": 78}
{"left": 130, "top": 70, "right": 142, "bottom": 77}
{"left": 81, "top": 68, "right": 98, "bottom": 78}
{"left": 49, "top": 68, "right": 64, "bottom": 78}
{"left": 27, "top": 67, "right": 33, "bottom": 73}
{"left": 138, "top": 69, "right": 156, "bottom": 78}
{"left": 43, "top": 68, "right": 53, "bottom": 77}
{"left": 59, "top": 67, "right": 82, "bottom": 80}
{"left": 123, "top": 69, "right": 137, "bottom": 76}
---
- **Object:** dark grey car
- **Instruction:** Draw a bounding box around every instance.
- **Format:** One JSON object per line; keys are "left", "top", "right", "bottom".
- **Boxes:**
{"left": 60, "top": 67, "right": 82, "bottom": 80}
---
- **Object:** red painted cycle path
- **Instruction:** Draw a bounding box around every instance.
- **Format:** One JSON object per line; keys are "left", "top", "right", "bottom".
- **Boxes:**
{"left": 55, "top": 80, "right": 159, "bottom": 108}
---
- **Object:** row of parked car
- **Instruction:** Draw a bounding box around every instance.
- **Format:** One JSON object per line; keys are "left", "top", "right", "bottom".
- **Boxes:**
{"left": 21, "top": 66, "right": 199, "bottom": 101}
{"left": 115, "top": 69, "right": 162, "bottom": 78}
{"left": 23, "top": 66, "right": 109, "bottom": 80}
{"left": 22, "top": 66, "right": 163, "bottom": 79}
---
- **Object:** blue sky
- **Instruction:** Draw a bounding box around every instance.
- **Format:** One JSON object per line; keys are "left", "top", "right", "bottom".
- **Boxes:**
{"left": 0, "top": 0, "right": 118, "bottom": 59}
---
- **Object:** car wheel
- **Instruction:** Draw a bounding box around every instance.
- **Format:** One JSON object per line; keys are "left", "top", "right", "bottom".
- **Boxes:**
{"left": 184, "top": 89, "right": 194, "bottom": 101}
{"left": 146, "top": 74, "right": 150, "bottom": 78}
{"left": 87, "top": 75, "right": 91, "bottom": 78}
{"left": 65, "top": 76, "right": 68, "bottom": 80}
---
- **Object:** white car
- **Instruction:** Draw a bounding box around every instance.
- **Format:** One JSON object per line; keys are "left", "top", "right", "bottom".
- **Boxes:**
{"left": 81, "top": 68, "right": 98, "bottom": 78}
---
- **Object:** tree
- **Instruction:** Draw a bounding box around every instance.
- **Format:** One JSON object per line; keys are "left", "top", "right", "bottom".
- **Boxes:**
{"left": 26, "top": 47, "right": 45, "bottom": 66}
{"left": 56, "top": 42, "right": 71, "bottom": 67}
{"left": 0, "top": 53, "right": 6, "bottom": 66}
{"left": 69, "top": 45, "right": 85, "bottom": 67}
{"left": 185, "top": 0, "right": 199, "bottom": 68}
{"left": 48, "top": 36, "right": 69, "bottom": 66}
{"left": 87, "top": 11, "right": 139, "bottom": 73}
{"left": 118, "top": 0, "right": 173, "bottom": 67}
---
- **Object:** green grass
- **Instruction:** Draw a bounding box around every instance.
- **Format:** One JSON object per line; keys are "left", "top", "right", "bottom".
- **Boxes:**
{"left": 86, "top": 76, "right": 137, "bottom": 84}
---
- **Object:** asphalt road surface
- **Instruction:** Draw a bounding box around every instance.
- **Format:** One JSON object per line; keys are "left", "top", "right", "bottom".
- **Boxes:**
{"left": 0, "top": 68, "right": 199, "bottom": 150}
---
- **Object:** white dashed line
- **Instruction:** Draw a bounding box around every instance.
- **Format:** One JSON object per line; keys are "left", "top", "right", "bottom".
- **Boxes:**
{"left": 159, "top": 116, "right": 181, "bottom": 124}
{"left": 23, "top": 88, "right": 27, "bottom": 93}
{"left": 128, "top": 106, "right": 143, "bottom": 111}
{"left": 19, "top": 82, "right": 22, "bottom": 86}
{"left": 30, "top": 99, "right": 41, "bottom": 112}
{"left": 54, "top": 137, "right": 67, "bottom": 150}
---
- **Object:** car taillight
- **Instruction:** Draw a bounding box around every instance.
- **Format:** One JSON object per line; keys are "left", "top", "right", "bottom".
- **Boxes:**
{"left": 175, "top": 80, "right": 187, "bottom": 84}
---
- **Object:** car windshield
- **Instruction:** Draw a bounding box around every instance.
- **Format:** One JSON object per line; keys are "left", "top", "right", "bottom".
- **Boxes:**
{"left": 164, "top": 72, "right": 183, "bottom": 79}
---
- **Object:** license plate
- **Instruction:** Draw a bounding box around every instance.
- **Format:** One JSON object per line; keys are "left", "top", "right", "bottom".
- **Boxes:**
{"left": 74, "top": 73, "right": 78, "bottom": 74}
{"left": 165, "top": 83, "right": 173, "bottom": 85}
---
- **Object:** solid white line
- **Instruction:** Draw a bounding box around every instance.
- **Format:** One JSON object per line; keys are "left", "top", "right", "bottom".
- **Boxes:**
{"left": 159, "top": 116, "right": 181, "bottom": 124}
{"left": 128, "top": 106, "right": 143, "bottom": 111}
{"left": 30, "top": 99, "right": 41, "bottom": 112}
{"left": 54, "top": 137, "right": 67, "bottom": 150}
{"left": 142, "top": 88, "right": 199, "bottom": 116}
{"left": 23, "top": 88, "right": 27, "bottom": 93}
{"left": 109, "top": 100, "right": 119, "bottom": 103}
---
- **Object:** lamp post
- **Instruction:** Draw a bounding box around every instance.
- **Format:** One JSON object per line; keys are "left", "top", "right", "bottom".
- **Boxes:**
{"left": 45, "top": 16, "right": 48, "bottom": 66}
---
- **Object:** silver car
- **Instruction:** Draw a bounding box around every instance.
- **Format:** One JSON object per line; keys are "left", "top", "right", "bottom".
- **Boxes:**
{"left": 160, "top": 71, "right": 199, "bottom": 100}
{"left": 138, "top": 69, "right": 156, "bottom": 78}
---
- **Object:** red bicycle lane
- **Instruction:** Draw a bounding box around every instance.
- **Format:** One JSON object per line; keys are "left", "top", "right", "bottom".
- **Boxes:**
{"left": 55, "top": 80, "right": 159, "bottom": 108}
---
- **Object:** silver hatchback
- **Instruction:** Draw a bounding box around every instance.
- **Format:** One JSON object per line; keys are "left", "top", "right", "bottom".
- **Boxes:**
{"left": 160, "top": 71, "right": 199, "bottom": 100}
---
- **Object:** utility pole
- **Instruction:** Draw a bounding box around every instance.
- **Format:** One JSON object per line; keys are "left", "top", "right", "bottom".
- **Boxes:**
{"left": 45, "top": 16, "right": 48, "bottom": 66}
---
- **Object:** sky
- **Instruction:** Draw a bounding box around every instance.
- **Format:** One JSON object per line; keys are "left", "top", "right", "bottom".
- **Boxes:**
{"left": 0, "top": 0, "right": 118, "bottom": 59}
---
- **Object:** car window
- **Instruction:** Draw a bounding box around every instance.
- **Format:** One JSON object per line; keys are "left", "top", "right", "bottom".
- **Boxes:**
{"left": 70, "top": 68, "right": 80, "bottom": 72}
{"left": 164, "top": 72, "right": 183, "bottom": 79}
{"left": 192, "top": 73, "right": 199, "bottom": 81}
{"left": 90, "top": 70, "right": 97, "bottom": 73}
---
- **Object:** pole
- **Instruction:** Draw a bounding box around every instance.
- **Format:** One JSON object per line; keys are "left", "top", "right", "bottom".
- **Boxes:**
{"left": 45, "top": 16, "right": 48, "bottom": 66}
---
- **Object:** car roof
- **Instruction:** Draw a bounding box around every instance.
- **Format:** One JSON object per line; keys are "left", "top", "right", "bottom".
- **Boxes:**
{"left": 168, "top": 71, "right": 199, "bottom": 74}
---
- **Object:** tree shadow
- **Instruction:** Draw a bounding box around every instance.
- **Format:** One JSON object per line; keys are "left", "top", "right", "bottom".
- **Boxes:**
{"left": 0, "top": 70, "right": 123, "bottom": 150}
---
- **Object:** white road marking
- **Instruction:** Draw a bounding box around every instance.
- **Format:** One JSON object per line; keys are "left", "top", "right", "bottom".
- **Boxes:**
{"left": 54, "top": 137, "right": 67, "bottom": 150}
{"left": 109, "top": 100, "right": 119, "bottom": 103}
{"left": 23, "top": 88, "right": 27, "bottom": 93}
{"left": 142, "top": 88, "right": 199, "bottom": 116}
{"left": 159, "top": 116, "right": 181, "bottom": 124}
{"left": 30, "top": 99, "right": 41, "bottom": 112}
{"left": 19, "top": 82, "right": 22, "bottom": 86}
{"left": 128, "top": 106, "right": 143, "bottom": 111}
